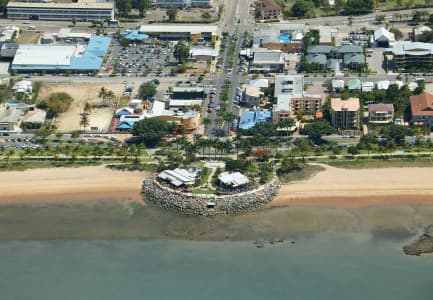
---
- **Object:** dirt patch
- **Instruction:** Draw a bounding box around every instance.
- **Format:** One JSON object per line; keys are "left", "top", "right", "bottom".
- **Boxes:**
{"left": 39, "top": 82, "right": 126, "bottom": 132}
{"left": 17, "top": 30, "right": 41, "bottom": 44}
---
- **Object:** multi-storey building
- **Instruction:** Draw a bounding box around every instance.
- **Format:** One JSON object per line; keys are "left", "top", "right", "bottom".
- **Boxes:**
{"left": 259, "top": 0, "right": 280, "bottom": 20}
{"left": 330, "top": 97, "right": 360, "bottom": 129}
{"left": 153, "top": 0, "right": 211, "bottom": 7}
{"left": 290, "top": 96, "right": 322, "bottom": 117}
{"left": 7, "top": 0, "right": 114, "bottom": 21}
{"left": 410, "top": 92, "right": 433, "bottom": 129}
{"left": 368, "top": 103, "right": 394, "bottom": 124}
{"left": 388, "top": 42, "right": 433, "bottom": 71}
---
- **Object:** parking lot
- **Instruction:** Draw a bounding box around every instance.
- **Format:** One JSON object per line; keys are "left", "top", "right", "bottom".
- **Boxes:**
{"left": 104, "top": 38, "right": 175, "bottom": 77}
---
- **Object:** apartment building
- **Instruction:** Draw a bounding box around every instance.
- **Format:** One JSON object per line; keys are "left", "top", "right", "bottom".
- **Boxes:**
{"left": 259, "top": 0, "right": 280, "bottom": 20}
{"left": 388, "top": 41, "right": 433, "bottom": 71}
{"left": 368, "top": 103, "right": 394, "bottom": 124}
{"left": 330, "top": 97, "right": 360, "bottom": 129}
{"left": 153, "top": 0, "right": 211, "bottom": 7}
{"left": 290, "top": 96, "right": 322, "bottom": 116}
{"left": 7, "top": 0, "right": 114, "bottom": 21}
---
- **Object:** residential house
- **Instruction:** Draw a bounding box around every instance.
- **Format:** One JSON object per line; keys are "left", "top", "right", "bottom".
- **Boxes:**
{"left": 330, "top": 97, "right": 360, "bottom": 129}
{"left": 259, "top": 0, "right": 280, "bottom": 20}
{"left": 362, "top": 81, "right": 374, "bottom": 92}
{"left": 368, "top": 103, "right": 394, "bottom": 124}
{"left": 306, "top": 44, "right": 365, "bottom": 71}
{"left": 241, "top": 85, "right": 264, "bottom": 107}
{"left": 410, "top": 92, "right": 433, "bottom": 129}
{"left": 347, "top": 78, "right": 361, "bottom": 93}
{"left": 331, "top": 79, "right": 345, "bottom": 92}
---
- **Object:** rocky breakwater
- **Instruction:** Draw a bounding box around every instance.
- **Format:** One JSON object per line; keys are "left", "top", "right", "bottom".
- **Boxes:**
{"left": 403, "top": 225, "right": 433, "bottom": 256}
{"left": 142, "top": 177, "right": 280, "bottom": 215}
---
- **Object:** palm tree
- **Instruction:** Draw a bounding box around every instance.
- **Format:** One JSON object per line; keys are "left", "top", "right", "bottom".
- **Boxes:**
{"left": 98, "top": 87, "right": 108, "bottom": 103}
{"left": 105, "top": 90, "right": 116, "bottom": 106}
{"left": 426, "top": 139, "right": 433, "bottom": 159}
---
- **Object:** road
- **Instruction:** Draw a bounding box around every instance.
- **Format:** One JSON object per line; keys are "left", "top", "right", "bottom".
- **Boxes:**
{"left": 204, "top": 0, "right": 255, "bottom": 137}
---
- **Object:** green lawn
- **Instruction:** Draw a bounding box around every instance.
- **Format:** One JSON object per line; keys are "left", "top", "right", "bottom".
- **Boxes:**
{"left": 325, "top": 157, "right": 433, "bottom": 169}
{"left": 191, "top": 188, "right": 216, "bottom": 195}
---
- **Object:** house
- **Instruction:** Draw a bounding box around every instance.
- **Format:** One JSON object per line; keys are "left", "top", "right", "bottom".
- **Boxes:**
{"left": 330, "top": 97, "right": 360, "bottom": 129}
{"left": 250, "top": 49, "right": 286, "bottom": 73}
{"left": 374, "top": 28, "right": 396, "bottom": 47}
{"left": 410, "top": 92, "right": 433, "bottom": 129}
{"left": 377, "top": 80, "right": 390, "bottom": 90}
{"left": 158, "top": 168, "right": 201, "bottom": 187}
{"left": 248, "top": 78, "right": 269, "bottom": 89}
{"left": 239, "top": 111, "right": 272, "bottom": 129}
{"left": 331, "top": 79, "right": 345, "bottom": 92}
{"left": 362, "top": 81, "right": 374, "bottom": 92}
{"left": 218, "top": 172, "right": 249, "bottom": 188}
{"left": 347, "top": 78, "right": 361, "bottom": 93}
{"left": 22, "top": 107, "right": 46, "bottom": 129}
{"left": 306, "top": 45, "right": 365, "bottom": 71}
{"left": 368, "top": 103, "right": 394, "bottom": 124}
{"left": 0, "top": 105, "right": 23, "bottom": 132}
{"left": 387, "top": 41, "right": 433, "bottom": 71}
{"left": 259, "top": 0, "right": 280, "bottom": 20}
{"left": 12, "top": 80, "right": 32, "bottom": 94}
{"left": 0, "top": 42, "right": 18, "bottom": 58}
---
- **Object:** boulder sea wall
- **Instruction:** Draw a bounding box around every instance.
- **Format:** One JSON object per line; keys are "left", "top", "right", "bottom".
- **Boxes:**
{"left": 142, "top": 177, "right": 280, "bottom": 215}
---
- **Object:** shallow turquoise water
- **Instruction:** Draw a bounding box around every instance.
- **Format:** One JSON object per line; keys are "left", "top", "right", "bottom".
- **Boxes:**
{"left": 0, "top": 233, "right": 432, "bottom": 300}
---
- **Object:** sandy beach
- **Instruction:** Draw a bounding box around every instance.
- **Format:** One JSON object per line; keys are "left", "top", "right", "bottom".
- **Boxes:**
{"left": 270, "top": 165, "right": 433, "bottom": 208}
{"left": 0, "top": 166, "right": 148, "bottom": 204}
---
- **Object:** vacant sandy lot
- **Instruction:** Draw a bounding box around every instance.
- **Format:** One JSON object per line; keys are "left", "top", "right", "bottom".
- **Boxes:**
{"left": 39, "top": 82, "right": 125, "bottom": 132}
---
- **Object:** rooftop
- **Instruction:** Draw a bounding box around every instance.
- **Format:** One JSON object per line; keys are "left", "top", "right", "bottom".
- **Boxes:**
{"left": 410, "top": 92, "right": 433, "bottom": 116}
{"left": 139, "top": 24, "right": 218, "bottom": 34}
{"left": 158, "top": 168, "right": 200, "bottom": 187}
{"left": 253, "top": 49, "right": 285, "bottom": 64}
{"left": 0, "top": 106, "right": 22, "bottom": 123}
{"left": 239, "top": 111, "right": 272, "bottom": 130}
{"left": 331, "top": 97, "right": 360, "bottom": 112}
{"left": 390, "top": 41, "right": 433, "bottom": 56}
{"left": 348, "top": 78, "right": 361, "bottom": 90}
{"left": 218, "top": 171, "right": 249, "bottom": 187}
{"left": 7, "top": 1, "right": 114, "bottom": 9}
{"left": 368, "top": 103, "right": 394, "bottom": 113}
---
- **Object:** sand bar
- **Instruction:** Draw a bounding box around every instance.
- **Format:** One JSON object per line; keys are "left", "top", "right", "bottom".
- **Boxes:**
{"left": 271, "top": 165, "right": 433, "bottom": 208}
{"left": 0, "top": 166, "right": 148, "bottom": 204}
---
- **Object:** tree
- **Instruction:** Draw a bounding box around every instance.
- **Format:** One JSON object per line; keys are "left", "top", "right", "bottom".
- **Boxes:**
{"left": 131, "top": 119, "right": 174, "bottom": 147}
{"left": 202, "top": 11, "right": 211, "bottom": 21}
{"left": 71, "top": 17, "right": 77, "bottom": 27}
{"left": 375, "top": 14, "right": 386, "bottom": 24}
{"left": 44, "top": 92, "right": 73, "bottom": 117}
{"left": 347, "top": 145, "right": 359, "bottom": 156}
{"left": 291, "top": 0, "right": 312, "bottom": 17}
{"left": 300, "top": 120, "right": 337, "bottom": 142}
{"left": 344, "top": 0, "right": 374, "bottom": 15}
{"left": 418, "top": 30, "right": 433, "bottom": 42}
{"left": 389, "top": 28, "right": 403, "bottom": 40}
{"left": 167, "top": 7, "right": 178, "bottom": 22}
{"left": 80, "top": 102, "right": 91, "bottom": 132}
{"left": 173, "top": 40, "right": 190, "bottom": 64}
{"left": 116, "top": 0, "right": 132, "bottom": 17}
{"left": 138, "top": 81, "right": 157, "bottom": 99}
{"left": 137, "top": 0, "right": 151, "bottom": 17}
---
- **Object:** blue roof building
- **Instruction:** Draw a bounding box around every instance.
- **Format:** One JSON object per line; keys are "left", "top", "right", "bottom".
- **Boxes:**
{"left": 11, "top": 36, "right": 111, "bottom": 73}
{"left": 121, "top": 29, "right": 149, "bottom": 42}
{"left": 239, "top": 111, "right": 272, "bottom": 130}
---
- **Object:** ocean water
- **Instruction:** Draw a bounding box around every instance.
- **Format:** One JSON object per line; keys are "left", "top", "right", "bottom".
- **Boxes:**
{"left": 1, "top": 233, "right": 432, "bottom": 300}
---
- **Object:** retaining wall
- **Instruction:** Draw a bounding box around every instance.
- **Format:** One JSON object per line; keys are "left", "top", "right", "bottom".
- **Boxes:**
{"left": 142, "top": 177, "right": 280, "bottom": 215}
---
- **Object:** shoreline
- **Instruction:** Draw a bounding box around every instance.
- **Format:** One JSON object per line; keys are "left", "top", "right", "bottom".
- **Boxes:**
{"left": 0, "top": 164, "right": 433, "bottom": 208}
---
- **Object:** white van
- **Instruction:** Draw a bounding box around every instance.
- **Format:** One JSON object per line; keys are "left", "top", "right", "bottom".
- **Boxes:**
{"left": 27, "top": 25, "right": 36, "bottom": 30}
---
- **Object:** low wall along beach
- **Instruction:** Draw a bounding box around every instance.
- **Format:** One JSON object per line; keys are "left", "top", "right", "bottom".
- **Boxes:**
{"left": 142, "top": 177, "right": 281, "bottom": 215}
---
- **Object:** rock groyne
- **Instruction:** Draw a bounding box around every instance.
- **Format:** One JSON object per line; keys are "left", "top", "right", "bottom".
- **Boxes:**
{"left": 403, "top": 226, "right": 433, "bottom": 256}
{"left": 142, "top": 177, "right": 280, "bottom": 215}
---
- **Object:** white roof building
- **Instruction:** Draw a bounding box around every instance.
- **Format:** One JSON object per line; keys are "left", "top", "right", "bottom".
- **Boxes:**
{"left": 331, "top": 79, "right": 345, "bottom": 91}
{"left": 377, "top": 80, "right": 390, "bottom": 90}
{"left": 374, "top": 28, "right": 396, "bottom": 46}
{"left": 218, "top": 172, "right": 249, "bottom": 187}
{"left": 362, "top": 81, "right": 375, "bottom": 92}
{"left": 158, "top": 168, "right": 200, "bottom": 187}
{"left": 12, "top": 80, "right": 32, "bottom": 94}
{"left": 12, "top": 44, "right": 82, "bottom": 66}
